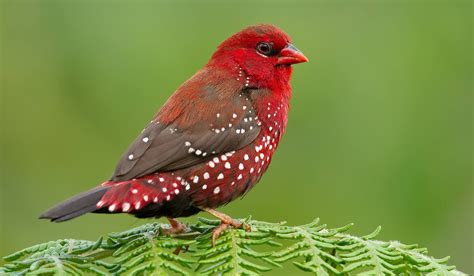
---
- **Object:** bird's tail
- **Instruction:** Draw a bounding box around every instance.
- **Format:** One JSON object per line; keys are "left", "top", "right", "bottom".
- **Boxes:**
{"left": 39, "top": 186, "right": 109, "bottom": 222}
{"left": 40, "top": 174, "right": 191, "bottom": 222}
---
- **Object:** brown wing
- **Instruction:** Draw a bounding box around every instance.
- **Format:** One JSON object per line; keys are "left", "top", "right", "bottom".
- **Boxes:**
{"left": 111, "top": 74, "right": 260, "bottom": 181}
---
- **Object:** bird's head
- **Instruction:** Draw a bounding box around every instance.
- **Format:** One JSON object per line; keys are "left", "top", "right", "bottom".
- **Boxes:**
{"left": 207, "top": 24, "right": 308, "bottom": 90}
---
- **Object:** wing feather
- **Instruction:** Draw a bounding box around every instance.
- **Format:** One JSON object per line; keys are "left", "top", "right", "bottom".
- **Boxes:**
{"left": 111, "top": 71, "right": 260, "bottom": 181}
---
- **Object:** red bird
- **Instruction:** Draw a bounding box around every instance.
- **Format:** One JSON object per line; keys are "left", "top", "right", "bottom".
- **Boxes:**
{"left": 40, "top": 24, "right": 308, "bottom": 239}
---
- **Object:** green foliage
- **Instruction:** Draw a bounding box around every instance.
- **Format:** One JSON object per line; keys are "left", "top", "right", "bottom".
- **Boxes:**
{"left": 1, "top": 217, "right": 464, "bottom": 275}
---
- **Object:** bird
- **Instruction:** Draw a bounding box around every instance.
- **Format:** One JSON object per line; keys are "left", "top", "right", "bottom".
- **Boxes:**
{"left": 40, "top": 24, "right": 308, "bottom": 242}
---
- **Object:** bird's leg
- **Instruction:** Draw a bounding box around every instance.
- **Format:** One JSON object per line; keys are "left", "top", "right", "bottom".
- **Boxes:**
{"left": 162, "top": 217, "right": 191, "bottom": 255}
{"left": 203, "top": 208, "right": 250, "bottom": 245}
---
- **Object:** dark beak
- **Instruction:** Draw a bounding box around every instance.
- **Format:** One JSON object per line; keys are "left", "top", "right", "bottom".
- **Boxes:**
{"left": 277, "top": 43, "right": 309, "bottom": 65}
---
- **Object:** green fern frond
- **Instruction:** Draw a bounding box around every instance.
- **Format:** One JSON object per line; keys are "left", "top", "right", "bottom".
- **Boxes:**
{"left": 337, "top": 230, "right": 407, "bottom": 275}
{"left": 1, "top": 239, "right": 111, "bottom": 275}
{"left": 194, "top": 217, "right": 281, "bottom": 275}
{"left": 270, "top": 218, "right": 351, "bottom": 275}
{"left": 0, "top": 217, "right": 465, "bottom": 275}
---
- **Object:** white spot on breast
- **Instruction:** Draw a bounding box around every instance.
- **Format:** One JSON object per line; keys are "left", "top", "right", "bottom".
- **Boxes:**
{"left": 159, "top": 177, "right": 164, "bottom": 182}
{"left": 174, "top": 189, "right": 180, "bottom": 195}
{"left": 193, "top": 176, "right": 199, "bottom": 183}
{"left": 239, "top": 163, "right": 244, "bottom": 170}
{"left": 244, "top": 154, "right": 249, "bottom": 160}
{"left": 185, "top": 141, "right": 191, "bottom": 146}
{"left": 217, "top": 173, "right": 224, "bottom": 180}
{"left": 237, "top": 174, "right": 243, "bottom": 180}
{"left": 128, "top": 154, "right": 134, "bottom": 160}
{"left": 216, "top": 113, "right": 220, "bottom": 118}
{"left": 142, "top": 137, "right": 149, "bottom": 143}
{"left": 132, "top": 189, "right": 138, "bottom": 194}
{"left": 185, "top": 184, "right": 190, "bottom": 190}
{"left": 208, "top": 161, "right": 215, "bottom": 168}
{"left": 166, "top": 195, "right": 171, "bottom": 201}
{"left": 108, "top": 204, "right": 116, "bottom": 212}
{"left": 250, "top": 167, "right": 255, "bottom": 173}
{"left": 225, "top": 162, "right": 231, "bottom": 169}
{"left": 195, "top": 149, "right": 202, "bottom": 155}
{"left": 232, "top": 113, "right": 237, "bottom": 118}
{"left": 204, "top": 172, "right": 210, "bottom": 179}
{"left": 143, "top": 195, "right": 149, "bottom": 201}
{"left": 122, "top": 202, "right": 130, "bottom": 212}
{"left": 202, "top": 184, "right": 207, "bottom": 189}
{"left": 172, "top": 183, "right": 178, "bottom": 188}
{"left": 214, "top": 187, "right": 220, "bottom": 194}
{"left": 255, "top": 156, "right": 259, "bottom": 162}
{"left": 188, "top": 147, "right": 195, "bottom": 153}
{"left": 162, "top": 187, "right": 167, "bottom": 192}
{"left": 221, "top": 155, "right": 227, "bottom": 161}
{"left": 147, "top": 179, "right": 153, "bottom": 184}
{"left": 153, "top": 196, "right": 159, "bottom": 202}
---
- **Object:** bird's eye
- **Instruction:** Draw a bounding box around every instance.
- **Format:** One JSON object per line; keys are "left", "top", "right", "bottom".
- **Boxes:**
{"left": 256, "top": 42, "right": 273, "bottom": 56}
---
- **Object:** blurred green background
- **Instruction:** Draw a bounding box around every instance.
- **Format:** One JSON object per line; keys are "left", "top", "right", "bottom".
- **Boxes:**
{"left": 1, "top": 0, "right": 472, "bottom": 274}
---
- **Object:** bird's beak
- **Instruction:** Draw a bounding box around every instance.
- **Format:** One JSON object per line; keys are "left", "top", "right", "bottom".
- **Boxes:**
{"left": 277, "top": 43, "right": 309, "bottom": 65}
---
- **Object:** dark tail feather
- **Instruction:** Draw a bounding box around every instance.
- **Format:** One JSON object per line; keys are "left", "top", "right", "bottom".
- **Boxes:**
{"left": 39, "top": 186, "right": 109, "bottom": 222}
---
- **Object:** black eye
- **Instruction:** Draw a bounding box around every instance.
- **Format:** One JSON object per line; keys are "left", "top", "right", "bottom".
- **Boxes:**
{"left": 256, "top": 42, "right": 273, "bottom": 56}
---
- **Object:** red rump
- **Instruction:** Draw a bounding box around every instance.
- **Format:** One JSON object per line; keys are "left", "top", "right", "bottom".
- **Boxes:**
{"left": 39, "top": 24, "right": 308, "bottom": 223}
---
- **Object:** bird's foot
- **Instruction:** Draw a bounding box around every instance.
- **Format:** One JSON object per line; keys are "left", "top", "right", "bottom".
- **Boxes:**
{"left": 160, "top": 218, "right": 191, "bottom": 255}
{"left": 161, "top": 217, "right": 189, "bottom": 236}
{"left": 203, "top": 208, "right": 250, "bottom": 246}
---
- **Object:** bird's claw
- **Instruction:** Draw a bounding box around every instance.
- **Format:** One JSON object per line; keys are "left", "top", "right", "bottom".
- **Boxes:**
{"left": 161, "top": 218, "right": 189, "bottom": 236}
{"left": 211, "top": 218, "right": 250, "bottom": 246}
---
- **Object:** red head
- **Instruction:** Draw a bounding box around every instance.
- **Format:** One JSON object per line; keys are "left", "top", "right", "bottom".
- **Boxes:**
{"left": 207, "top": 24, "right": 308, "bottom": 91}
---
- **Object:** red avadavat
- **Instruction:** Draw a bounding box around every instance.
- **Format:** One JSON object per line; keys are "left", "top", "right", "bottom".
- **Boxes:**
{"left": 40, "top": 24, "right": 308, "bottom": 240}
